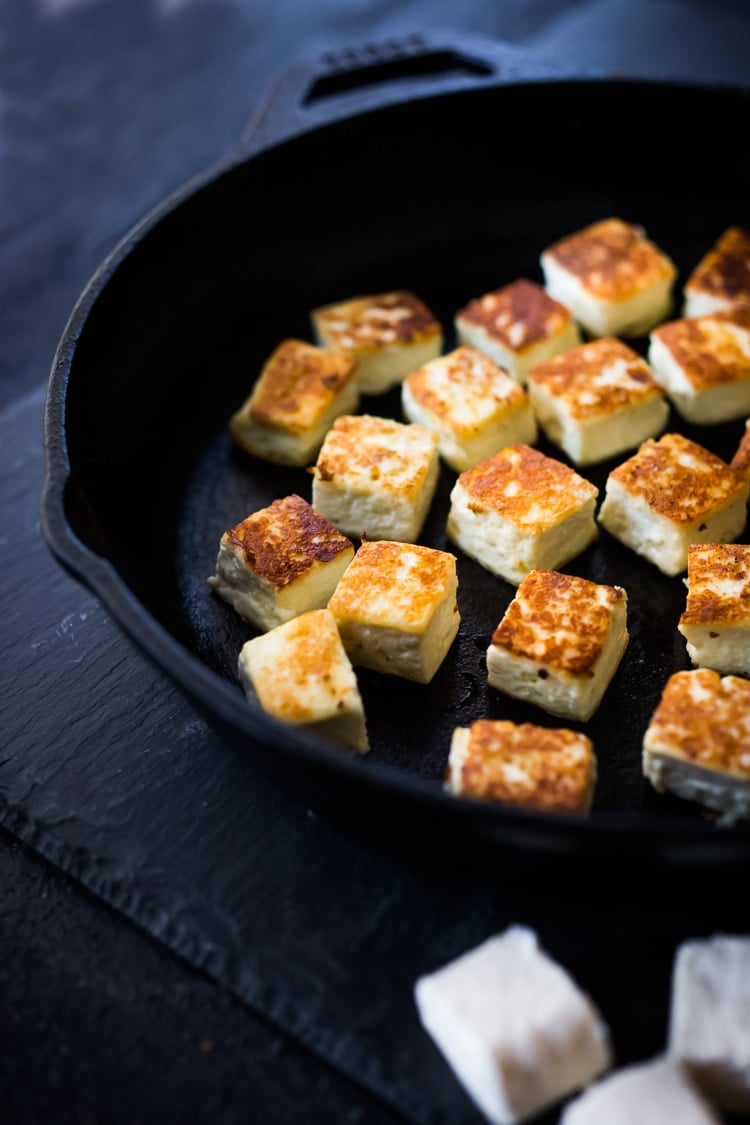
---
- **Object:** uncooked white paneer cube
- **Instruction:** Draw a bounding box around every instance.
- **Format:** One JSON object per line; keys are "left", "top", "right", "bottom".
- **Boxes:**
{"left": 327, "top": 539, "right": 459, "bottom": 684}
{"left": 454, "top": 278, "right": 580, "bottom": 385}
{"left": 642, "top": 669, "right": 750, "bottom": 824}
{"left": 598, "top": 433, "right": 749, "bottom": 576}
{"left": 678, "top": 543, "right": 750, "bottom": 675}
{"left": 311, "top": 414, "right": 439, "bottom": 543}
{"left": 238, "top": 609, "right": 368, "bottom": 753}
{"left": 401, "top": 345, "right": 537, "bottom": 473}
{"left": 229, "top": 338, "right": 358, "bottom": 466}
{"left": 669, "top": 934, "right": 750, "bottom": 1112}
{"left": 541, "top": 217, "right": 676, "bottom": 338}
{"left": 527, "top": 337, "right": 668, "bottom": 466}
{"left": 731, "top": 418, "right": 750, "bottom": 480}
{"left": 447, "top": 719, "right": 596, "bottom": 814}
{"left": 649, "top": 306, "right": 750, "bottom": 425}
{"left": 414, "top": 926, "right": 612, "bottom": 1125}
{"left": 487, "top": 569, "right": 629, "bottom": 722}
{"left": 446, "top": 443, "right": 598, "bottom": 585}
{"left": 311, "top": 290, "right": 442, "bottom": 394}
{"left": 561, "top": 1057, "right": 721, "bottom": 1125}
{"left": 683, "top": 226, "right": 750, "bottom": 318}
{"left": 208, "top": 494, "right": 354, "bottom": 632}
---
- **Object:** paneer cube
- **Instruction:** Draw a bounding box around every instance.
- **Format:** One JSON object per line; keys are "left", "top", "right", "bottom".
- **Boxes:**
{"left": 678, "top": 543, "right": 750, "bottom": 675}
{"left": 683, "top": 226, "right": 750, "bottom": 318}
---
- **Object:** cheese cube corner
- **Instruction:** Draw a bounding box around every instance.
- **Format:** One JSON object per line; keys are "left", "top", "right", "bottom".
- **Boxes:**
{"left": 446, "top": 443, "right": 598, "bottom": 585}
{"left": 311, "top": 290, "right": 442, "bottom": 394}
{"left": 669, "top": 934, "right": 750, "bottom": 1112}
{"left": 487, "top": 570, "right": 628, "bottom": 722}
{"left": 527, "top": 337, "right": 668, "bottom": 466}
{"left": 328, "top": 539, "right": 459, "bottom": 684}
{"left": 229, "top": 338, "right": 358, "bottom": 466}
{"left": 311, "top": 413, "right": 439, "bottom": 543}
{"left": 447, "top": 719, "right": 596, "bottom": 814}
{"left": 208, "top": 494, "right": 354, "bottom": 631}
{"left": 541, "top": 217, "right": 676, "bottom": 338}
{"left": 414, "top": 926, "right": 612, "bottom": 1125}
{"left": 454, "top": 278, "right": 580, "bottom": 385}
{"left": 238, "top": 608, "right": 368, "bottom": 753}
{"left": 598, "top": 433, "right": 748, "bottom": 576}
{"left": 401, "top": 345, "right": 537, "bottom": 473}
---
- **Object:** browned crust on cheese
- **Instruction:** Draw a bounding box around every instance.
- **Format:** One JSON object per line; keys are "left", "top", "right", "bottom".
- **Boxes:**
{"left": 249, "top": 610, "right": 354, "bottom": 722}
{"left": 456, "top": 278, "right": 573, "bottom": 352}
{"left": 544, "top": 218, "right": 676, "bottom": 300}
{"left": 686, "top": 227, "right": 750, "bottom": 303}
{"left": 455, "top": 719, "right": 594, "bottom": 813}
{"left": 680, "top": 543, "right": 750, "bottom": 627}
{"left": 247, "top": 339, "right": 356, "bottom": 432}
{"left": 328, "top": 539, "right": 458, "bottom": 631}
{"left": 652, "top": 308, "right": 750, "bottom": 390}
{"left": 225, "top": 495, "right": 353, "bottom": 587}
{"left": 406, "top": 346, "right": 525, "bottom": 423}
{"left": 607, "top": 433, "right": 747, "bottom": 524}
{"left": 645, "top": 669, "right": 750, "bottom": 776}
{"left": 313, "top": 291, "right": 440, "bottom": 351}
{"left": 731, "top": 420, "right": 750, "bottom": 480}
{"left": 313, "top": 413, "right": 437, "bottom": 495}
{"left": 491, "top": 569, "right": 625, "bottom": 675}
{"left": 458, "top": 443, "right": 597, "bottom": 528}
{"left": 528, "top": 337, "right": 662, "bottom": 418}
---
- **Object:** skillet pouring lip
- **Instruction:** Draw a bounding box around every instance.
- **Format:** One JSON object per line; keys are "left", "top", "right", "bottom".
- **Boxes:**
{"left": 41, "top": 68, "right": 750, "bottom": 862}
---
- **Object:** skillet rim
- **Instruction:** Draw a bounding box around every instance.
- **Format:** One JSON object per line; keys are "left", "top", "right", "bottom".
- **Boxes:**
{"left": 41, "top": 69, "right": 750, "bottom": 860}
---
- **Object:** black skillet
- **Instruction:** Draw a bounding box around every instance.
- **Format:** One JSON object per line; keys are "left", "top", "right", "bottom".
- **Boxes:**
{"left": 42, "top": 33, "right": 750, "bottom": 864}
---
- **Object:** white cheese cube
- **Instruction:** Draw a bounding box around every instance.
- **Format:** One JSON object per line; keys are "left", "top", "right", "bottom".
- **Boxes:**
{"left": 401, "top": 345, "right": 537, "bottom": 473}
{"left": 229, "top": 338, "right": 358, "bottom": 466}
{"left": 642, "top": 668, "right": 750, "bottom": 824}
{"left": 678, "top": 543, "right": 750, "bottom": 675}
{"left": 541, "top": 218, "right": 677, "bottom": 338}
{"left": 561, "top": 1057, "right": 721, "bottom": 1125}
{"left": 208, "top": 494, "right": 354, "bottom": 632}
{"left": 669, "top": 934, "right": 750, "bottom": 1111}
{"left": 649, "top": 307, "right": 750, "bottom": 425}
{"left": 327, "top": 539, "right": 459, "bottom": 684}
{"left": 311, "top": 290, "right": 442, "bottom": 394}
{"left": 238, "top": 609, "right": 368, "bottom": 753}
{"left": 487, "top": 569, "right": 629, "bottom": 722}
{"left": 454, "top": 278, "right": 580, "bottom": 385}
{"left": 414, "top": 926, "right": 612, "bottom": 1125}
{"left": 598, "top": 433, "right": 749, "bottom": 576}
{"left": 527, "top": 337, "right": 668, "bottom": 466}
{"left": 311, "top": 413, "right": 439, "bottom": 543}
{"left": 447, "top": 719, "right": 596, "bottom": 814}
{"left": 683, "top": 226, "right": 750, "bottom": 318}
{"left": 731, "top": 418, "right": 750, "bottom": 481}
{"left": 446, "top": 443, "right": 598, "bottom": 585}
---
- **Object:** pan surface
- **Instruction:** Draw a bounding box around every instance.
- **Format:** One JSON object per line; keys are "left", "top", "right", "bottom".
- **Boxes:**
{"left": 43, "top": 65, "right": 750, "bottom": 860}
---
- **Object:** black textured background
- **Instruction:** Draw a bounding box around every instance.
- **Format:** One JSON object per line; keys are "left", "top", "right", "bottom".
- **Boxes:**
{"left": 3, "top": 3, "right": 750, "bottom": 1123}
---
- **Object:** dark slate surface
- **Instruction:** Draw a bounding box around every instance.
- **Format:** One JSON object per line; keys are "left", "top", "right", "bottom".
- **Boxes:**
{"left": 3, "top": 3, "right": 750, "bottom": 1123}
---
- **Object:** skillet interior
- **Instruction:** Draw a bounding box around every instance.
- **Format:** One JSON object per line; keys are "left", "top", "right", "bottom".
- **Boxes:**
{"left": 60, "top": 79, "right": 750, "bottom": 847}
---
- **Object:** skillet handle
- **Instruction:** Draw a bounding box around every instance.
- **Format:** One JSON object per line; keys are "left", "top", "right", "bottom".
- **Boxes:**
{"left": 238, "top": 31, "right": 579, "bottom": 155}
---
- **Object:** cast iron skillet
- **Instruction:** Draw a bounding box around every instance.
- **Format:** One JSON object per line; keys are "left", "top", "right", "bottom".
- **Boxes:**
{"left": 42, "top": 33, "right": 750, "bottom": 864}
